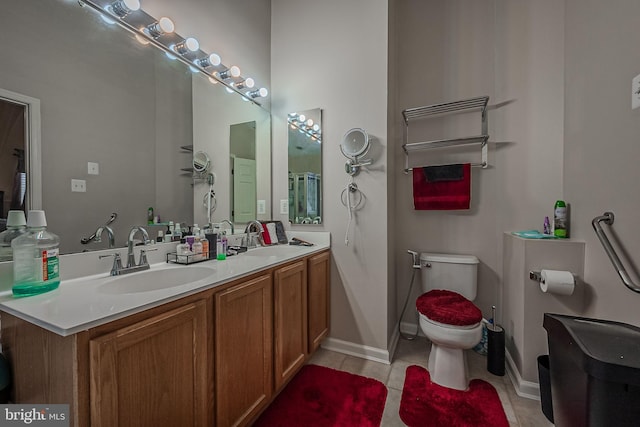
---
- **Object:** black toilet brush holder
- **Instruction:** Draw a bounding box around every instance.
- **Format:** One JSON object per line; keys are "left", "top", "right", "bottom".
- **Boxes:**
{"left": 487, "top": 305, "right": 505, "bottom": 376}
{"left": 487, "top": 324, "right": 505, "bottom": 376}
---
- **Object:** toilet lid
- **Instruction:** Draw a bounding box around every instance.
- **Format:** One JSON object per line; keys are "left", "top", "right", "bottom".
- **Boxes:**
{"left": 416, "top": 290, "right": 482, "bottom": 326}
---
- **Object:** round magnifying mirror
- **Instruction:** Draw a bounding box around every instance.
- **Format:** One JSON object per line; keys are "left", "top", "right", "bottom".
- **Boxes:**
{"left": 340, "top": 128, "right": 370, "bottom": 160}
{"left": 193, "top": 151, "right": 211, "bottom": 174}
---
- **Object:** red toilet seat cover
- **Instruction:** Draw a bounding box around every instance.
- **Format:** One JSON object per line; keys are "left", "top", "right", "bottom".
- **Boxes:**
{"left": 416, "top": 289, "right": 482, "bottom": 326}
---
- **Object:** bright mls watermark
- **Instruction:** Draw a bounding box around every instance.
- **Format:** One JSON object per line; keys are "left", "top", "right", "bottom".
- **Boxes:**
{"left": 0, "top": 405, "right": 69, "bottom": 426}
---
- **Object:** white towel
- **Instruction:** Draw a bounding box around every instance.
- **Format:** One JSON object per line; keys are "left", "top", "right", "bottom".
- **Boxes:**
{"left": 266, "top": 222, "right": 278, "bottom": 245}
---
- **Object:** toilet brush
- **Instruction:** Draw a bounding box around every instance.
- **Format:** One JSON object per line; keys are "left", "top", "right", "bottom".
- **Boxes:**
{"left": 487, "top": 305, "right": 505, "bottom": 376}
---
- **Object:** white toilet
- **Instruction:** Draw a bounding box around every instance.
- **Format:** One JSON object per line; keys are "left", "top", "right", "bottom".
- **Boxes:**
{"left": 417, "top": 252, "right": 482, "bottom": 391}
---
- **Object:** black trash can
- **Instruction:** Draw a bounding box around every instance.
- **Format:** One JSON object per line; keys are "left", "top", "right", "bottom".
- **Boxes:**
{"left": 537, "top": 355, "right": 554, "bottom": 423}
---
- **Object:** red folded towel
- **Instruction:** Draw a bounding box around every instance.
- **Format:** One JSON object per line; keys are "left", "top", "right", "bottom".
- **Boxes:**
{"left": 260, "top": 222, "right": 272, "bottom": 245}
{"left": 412, "top": 163, "right": 471, "bottom": 210}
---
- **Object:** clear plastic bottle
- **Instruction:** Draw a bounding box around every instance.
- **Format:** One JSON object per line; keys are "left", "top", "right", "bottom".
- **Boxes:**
{"left": 12, "top": 210, "right": 61, "bottom": 297}
{"left": 216, "top": 232, "right": 227, "bottom": 260}
{"left": 0, "top": 210, "right": 28, "bottom": 262}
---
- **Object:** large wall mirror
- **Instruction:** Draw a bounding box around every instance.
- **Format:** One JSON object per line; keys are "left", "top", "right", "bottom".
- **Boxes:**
{"left": 288, "top": 109, "right": 322, "bottom": 224}
{"left": 0, "top": 0, "right": 271, "bottom": 255}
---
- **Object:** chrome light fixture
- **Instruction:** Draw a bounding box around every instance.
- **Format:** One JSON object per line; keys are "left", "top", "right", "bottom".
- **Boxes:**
{"left": 172, "top": 37, "right": 199, "bottom": 55}
{"left": 195, "top": 53, "right": 222, "bottom": 69}
{"left": 143, "top": 17, "right": 175, "bottom": 38}
{"left": 107, "top": 0, "right": 140, "bottom": 18}
{"left": 80, "top": 0, "right": 268, "bottom": 103}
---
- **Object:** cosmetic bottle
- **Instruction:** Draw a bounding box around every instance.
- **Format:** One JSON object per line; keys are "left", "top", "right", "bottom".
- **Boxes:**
{"left": 156, "top": 230, "right": 164, "bottom": 243}
{"left": 200, "top": 230, "right": 209, "bottom": 259}
{"left": 147, "top": 207, "right": 154, "bottom": 225}
{"left": 176, "top": 238, "right": 192, "bottom": 263}
{"left": 553, "top": 200, "right": 568, "bottom": 238}
{"left": 216, "top": 232, "right": 226, "bottom": 261}
{"left": 0, "top": 210, "right": 27, "bottom": 262}
{"left": 192, "top": 237, "right": 203, "bottom": 261}
{"left": 174, "top": 223, "right": 182, "bottom": 241}
{"left": 12, "top": 210, "right": 60, "bottom": 297}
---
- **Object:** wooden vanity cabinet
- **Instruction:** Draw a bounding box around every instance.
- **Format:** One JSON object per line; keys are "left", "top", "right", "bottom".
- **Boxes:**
{"left": 307, "top": 251, "right": 330, "bottom": 354}
{"left": 273, "top": 259, "right": 308, "bottom": 390}
{"left": 1, "top": 249, "right": 331, "bottom": 427}
{"left": 90, "top": 300, "right": 209, "bottom": 427}
{"left": 214, "top": 273, "right": 273, "bottom": 427}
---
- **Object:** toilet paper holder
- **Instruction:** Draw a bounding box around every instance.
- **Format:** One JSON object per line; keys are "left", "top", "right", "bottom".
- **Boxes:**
{"left": 529, "top": 271, "right": 544, "bottom": 283}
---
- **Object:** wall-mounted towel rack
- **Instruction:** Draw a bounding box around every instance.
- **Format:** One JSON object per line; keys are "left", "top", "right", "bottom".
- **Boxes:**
{"left": 402, "top": 96, "right": 489, "bottom": 173}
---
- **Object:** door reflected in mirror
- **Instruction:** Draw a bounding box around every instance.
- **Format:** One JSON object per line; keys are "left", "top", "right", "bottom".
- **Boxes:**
{"left": 288, "top": 109, "right": 322, "bottom": 225}
{"left": 230, "top": 121, "right": 257, "bottom": 223}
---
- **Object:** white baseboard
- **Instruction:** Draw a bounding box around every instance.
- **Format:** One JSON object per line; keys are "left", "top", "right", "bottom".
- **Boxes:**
{"left": 322, "top": 336, "right": 392, "bottom": 365}
{"left": 505, "top": 349, "right": 540, "bottom": 400}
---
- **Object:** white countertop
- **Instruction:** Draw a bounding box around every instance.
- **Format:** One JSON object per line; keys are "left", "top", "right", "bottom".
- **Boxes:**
{"left": 0, "top": 232, "right": 329, "bottom": 337}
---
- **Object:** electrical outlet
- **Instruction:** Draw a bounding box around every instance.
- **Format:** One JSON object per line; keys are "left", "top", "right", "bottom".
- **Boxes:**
{"left": 71, "top": 179, "right": 86, "bottom": 192}
{"left": 633, "top": 73, "right": 640, "bottom": 110}
{"left": 257, "top": 200, "right": 266, "bottom": 214}
{"left": 280, "top": 199, "right": 289, "bottom": 215}
{"left": 88, "top": 162, "right": 99, "bottom": 175}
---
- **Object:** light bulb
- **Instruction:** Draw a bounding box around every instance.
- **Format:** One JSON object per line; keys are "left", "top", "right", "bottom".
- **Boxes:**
{"left": 173, "top": 37, "right": 199, "bottom": 55}
{"left": 306, "top": 119, "right": 314, "bottom": 127}
{"left": 313, "top": 124, "right": 320, "bottom": 131}
{"left": 108, "top": 0, "right": 140, "bottom": 18}
{"left": 219, "top": 66, "right": 241, "bottom": 80}
{"left": 144, "top": 17, "right": 174, "bottom": 38}
{"left": 225, "top": 87, "right": 234, "bottom": 94}
{"left": 208, "top": 76, "right": 219, "bottom": 85}
{"left": 235, "top": 78, "right": 254, "bottom": 90}
{"left": 298, "top": 114, "right": 306, "bottom": 123}
{"left": 196, "top": 53, "right": 221, "bottom": 68}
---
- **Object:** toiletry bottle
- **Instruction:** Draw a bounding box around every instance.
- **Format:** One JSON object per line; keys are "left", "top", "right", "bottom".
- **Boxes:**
{"left": 164, "top": 224, "right": 172, "bottom": 242}
{"left": 543, "top": 216, "right": 551, "bottom": 235}
{"left": 553, "top": 200, "right": 567, "bottom": 238}
{"left": 200, "top": 230, "right": 209, "bottom": 260}
{"left": 0, "top": 210, "right": 28, "bottom": 262}
{"left": 216, "top": 232, "right": 226, "bottom": 260}
{"left": 174, "top": 223, "right": 182, "bottom": 241}
{"left": 12, "top": 210, "right": 60, "bottom": 297}
{"left": 176, "top": 238, "right": 192, "bottom": 263}
{"left": 147, "top": 207, "right": 154, "bottom": 225}
{"left": 156, "top": 230, "right": 164, "bottom": 243}
{"left": 192, "top": 236, "right": 203, "bottom": 261}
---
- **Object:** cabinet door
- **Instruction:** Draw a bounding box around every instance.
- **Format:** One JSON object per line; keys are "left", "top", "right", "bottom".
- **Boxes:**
{"left": 215, "top": 273, "right": 273, "bottom": 427}
{"left": 274, "top": 260, "right": 307, "bottom": 390}
{"left": 308, "top": 251, "right": 330, "bottom": 354}
{"left": 90, "top": 300, "right": 208, "bottom": 427}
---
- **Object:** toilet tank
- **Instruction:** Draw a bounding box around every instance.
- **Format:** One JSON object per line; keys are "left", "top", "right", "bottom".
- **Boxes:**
{"left": 420, "top": 253, "right": 479, "bottom": 300}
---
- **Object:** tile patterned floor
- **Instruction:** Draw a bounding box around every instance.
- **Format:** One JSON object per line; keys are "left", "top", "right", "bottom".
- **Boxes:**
{"left": 308, "top": 337, "right": 554, "bottom": 427}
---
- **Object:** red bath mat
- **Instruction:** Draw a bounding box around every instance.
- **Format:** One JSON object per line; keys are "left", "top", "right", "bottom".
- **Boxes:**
{"left": 254, "top": 364, "right": 387, "bottom": 427}
{"left": 399, "top": 365, "right": 509, "bottom": 427}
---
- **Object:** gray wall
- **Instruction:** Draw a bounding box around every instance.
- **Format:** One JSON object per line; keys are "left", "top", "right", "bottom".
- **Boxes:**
{"left": 564, "top": 0, "right": 640, "bottom": 323}
{"left": 272, "top": 0, "right": 392, "bottom": 357}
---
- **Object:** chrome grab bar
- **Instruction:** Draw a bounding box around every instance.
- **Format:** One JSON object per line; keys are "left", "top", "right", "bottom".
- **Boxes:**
{"left": 592, "top": 212, "right": 640, "bottom": 294}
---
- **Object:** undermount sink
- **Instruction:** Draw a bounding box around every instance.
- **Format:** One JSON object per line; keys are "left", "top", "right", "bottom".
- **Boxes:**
{"left": 98, "top": 266, "right": 214, "bottom": 294}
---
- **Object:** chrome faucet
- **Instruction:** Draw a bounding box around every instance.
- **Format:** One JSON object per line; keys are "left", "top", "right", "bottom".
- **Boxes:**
{"left": 126, "top": 226, "right": 150, "bottom": 269}
{"left": 99, "top": 226, "right": 153, "bottom": 276}
{"left": 94, "top": 225, "right": 116, "bottom": 248}
{"left": 220, "top": 219, "right": 234, "bottom": 235}
{"left": 242, "top": 220, "right": 263, "bottom": 249}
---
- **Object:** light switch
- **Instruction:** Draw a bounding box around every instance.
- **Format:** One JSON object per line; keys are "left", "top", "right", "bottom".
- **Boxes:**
{"left": 280, "top": 199, "right": 289, "bottom": 215}
{"left": 633, "top": 73, "right": 640, "bottom": 110}
{"left": 71, "top": 179, "right": 86, "bottom": 192}
{"left": 88, "top": 162, "right": 99, "bottom": 175}
{"left": 257, "top": 200, "right": 266, "bottom": 214}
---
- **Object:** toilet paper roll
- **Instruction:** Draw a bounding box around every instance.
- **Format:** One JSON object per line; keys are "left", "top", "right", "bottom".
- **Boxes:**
{"left": 540, "top": 269, "right": 575, "bottom": 295}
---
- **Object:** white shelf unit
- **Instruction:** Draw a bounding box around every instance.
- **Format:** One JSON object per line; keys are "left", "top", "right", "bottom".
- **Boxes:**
{"left": 402, "top": 96, "right": 489, "bottom": 173}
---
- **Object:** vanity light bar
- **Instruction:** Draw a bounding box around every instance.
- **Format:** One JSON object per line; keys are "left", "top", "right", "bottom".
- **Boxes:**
{"left": 79, "top": 0, "right": 268, "bottom": 104}
{"left": 287, "top": 113, "right": 322, "bottom": 142}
